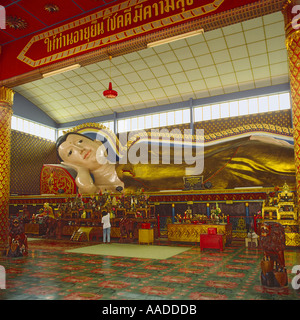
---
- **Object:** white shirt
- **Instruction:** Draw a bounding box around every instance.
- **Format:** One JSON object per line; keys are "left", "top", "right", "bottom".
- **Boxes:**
{"left": 101, "top": 214, "right": 111, "bottom": 229}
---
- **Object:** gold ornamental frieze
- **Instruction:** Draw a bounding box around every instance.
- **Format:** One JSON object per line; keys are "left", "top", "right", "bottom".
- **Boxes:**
{"left": 0, "top": 87, "right": 14, "bottom": 107}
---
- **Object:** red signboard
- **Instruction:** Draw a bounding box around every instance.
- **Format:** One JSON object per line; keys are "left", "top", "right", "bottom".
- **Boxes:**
{"left": 0, "top": 0, "right": 261, "bottom": 81}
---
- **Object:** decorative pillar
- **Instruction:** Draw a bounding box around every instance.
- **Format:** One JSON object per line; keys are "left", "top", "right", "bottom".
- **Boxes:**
{"left": 283, "top": 1, "right": 300, "bottom": 207}
{"left": 0, "top": 87, "right": 14, "bottom": 255}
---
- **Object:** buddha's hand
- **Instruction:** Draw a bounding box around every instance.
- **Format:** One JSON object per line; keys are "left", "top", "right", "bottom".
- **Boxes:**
{"left": 61, "top": 161, "right": 89, "bottom": 174}
{"left": 61, "top": 161, "right": 96, "bottom": 193}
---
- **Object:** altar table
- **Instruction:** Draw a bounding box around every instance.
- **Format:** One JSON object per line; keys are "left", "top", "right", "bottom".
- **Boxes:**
{"left": 167, "top": 223, "right": 232, "bottom": 244}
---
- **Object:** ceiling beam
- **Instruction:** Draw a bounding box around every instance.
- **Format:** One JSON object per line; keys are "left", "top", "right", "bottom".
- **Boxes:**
{"left": 13, "top": 93, "right": 57, "bottom": 128}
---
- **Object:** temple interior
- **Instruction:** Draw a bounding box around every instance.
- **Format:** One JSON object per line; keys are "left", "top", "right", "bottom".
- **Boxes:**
{"left": 0, "top": 0, "right": 300, "bottom": 304}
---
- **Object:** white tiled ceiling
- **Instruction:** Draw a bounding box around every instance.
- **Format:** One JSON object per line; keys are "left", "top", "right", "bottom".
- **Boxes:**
{"left": 14, "top": 12, "right": 289, "bottom": 124}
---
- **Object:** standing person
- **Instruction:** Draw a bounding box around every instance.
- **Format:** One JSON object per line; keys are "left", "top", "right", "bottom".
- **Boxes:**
{"left": 101, "top": 211, "right": 111, "bottom": 244}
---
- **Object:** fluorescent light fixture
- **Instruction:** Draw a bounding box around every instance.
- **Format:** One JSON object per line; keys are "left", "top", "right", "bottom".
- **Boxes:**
{"left": 147, "top": 28, "right": 204, "bottom": 48}
{"left": 43, "top": 64, "right": 81, "bottom": 78}
{"left": 159, "top": 190, "right": 183, "bottom": 192}
{"left": 234, "top": 186, "right": 263, "bottom": 189}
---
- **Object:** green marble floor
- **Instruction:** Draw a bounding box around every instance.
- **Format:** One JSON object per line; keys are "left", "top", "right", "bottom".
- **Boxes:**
{"left": 0, "top": 238, "right": 299, "bottom": 300}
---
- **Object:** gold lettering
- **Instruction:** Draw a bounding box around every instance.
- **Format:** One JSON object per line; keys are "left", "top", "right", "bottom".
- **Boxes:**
{"left": 44, "top": 37, "right": 51, "bottom": 53}
{"left": 79, "top": 29, "right": 84, "bottom": 41}
{"left": 124, "top": 8, "right": 132, "bottom": 26}
{"left": 165, "top": 0, "right": 175, "bottom": 12}
{"left": 69, "top": 33, "right": 74, "bottom": 45}
{"left": 144, "top": 5, "right": 152, "bottom": 19}
{"left": 159, "top": 1, "right": 165, "bottom": 14}
{"left": 98, "top": 21, "right": 104, "bottom": 35}
{"left": 62, "top": 34, "right": 67, "bottom": 47}
{"left": 91, "top": 20, "right": 98, "bottom": 37}
{"left": 42, "top": 0, "right": 196, "bottom": 56}
{"left": 105, "top": 13, "right": 117, "bottom": 32}
{"left": 88, "top": 20, "right": 104, "bottom": 37}
{"left": 152, "top": 2, "right": 159, "bottom": 16}
{"left": 74, "top": 31, "right": 79, "bottom": 43}
{"left": 56, "top": 33, "right": 63, "bottom": 49}
{"left": 176, "top": 0, "right": 185, "bottom": 12}
{"left": 178, "top": 0, "right": 194, "bottom": 11}
{"left": 104, "top": 14, "right": 110, "bottom": 32}
{"left": 133, "top": 4, "right": 143, "bottom": 23}
{"left": 117, "top": 14, "right": 124, "bottom": 29}
{"left": 84, "top": 27, "right": 90, "bottom": 41}
{"left": 110, "top": 13, "right": 117, "bottom": 31}
{"left": 52, "top": 34, "right": 56, "bottom": 51}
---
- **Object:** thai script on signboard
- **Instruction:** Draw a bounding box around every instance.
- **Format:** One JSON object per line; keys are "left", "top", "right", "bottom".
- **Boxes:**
{"left": 44, "top": 0, "right": 196, "bottom": 54}
{"left": 18, "top": 0, "right": 224, "bottom": 67}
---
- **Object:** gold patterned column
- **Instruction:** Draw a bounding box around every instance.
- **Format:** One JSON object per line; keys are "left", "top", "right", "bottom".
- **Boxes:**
{"left": 0, "top": 87, "right": 14, "bottom": 255}
{"left": 283, "top": 0, "right": 300, "bottom": 207}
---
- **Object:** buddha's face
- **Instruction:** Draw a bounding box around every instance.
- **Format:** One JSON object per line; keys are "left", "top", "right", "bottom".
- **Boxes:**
{"left": 58, "top": 134, "right": 105, "bottom": 171}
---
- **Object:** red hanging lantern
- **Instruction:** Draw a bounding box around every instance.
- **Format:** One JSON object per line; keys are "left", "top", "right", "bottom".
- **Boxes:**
{"left": 103, "top": 56, "right": 118, "bottom": 98}
{"left": 103, "top": 81, "right": 118, "bottom": 98}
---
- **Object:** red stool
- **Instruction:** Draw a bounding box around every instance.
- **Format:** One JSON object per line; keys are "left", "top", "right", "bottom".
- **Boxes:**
{"left": 200, "top": 228, "right": 224, "bottom": 252}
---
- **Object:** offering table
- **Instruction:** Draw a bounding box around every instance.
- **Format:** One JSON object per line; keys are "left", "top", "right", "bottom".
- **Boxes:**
{"left": 167, "top": 223, "right": 232, "bottom": 245}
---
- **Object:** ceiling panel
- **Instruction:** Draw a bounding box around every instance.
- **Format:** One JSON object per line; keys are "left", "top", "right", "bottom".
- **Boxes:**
{"left": 14, "top": 12, "right": 290, "bottom": 125}
{"left": 19, "top": 0, "right": 83, "bottom": 26}
{"left": 4, "top": 4, "right": 46, "bottom": 38}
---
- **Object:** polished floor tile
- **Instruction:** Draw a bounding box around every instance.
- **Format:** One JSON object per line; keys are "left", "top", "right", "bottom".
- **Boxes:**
{"left": 0, "top": 239, "right": 299, "bottom": 300}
